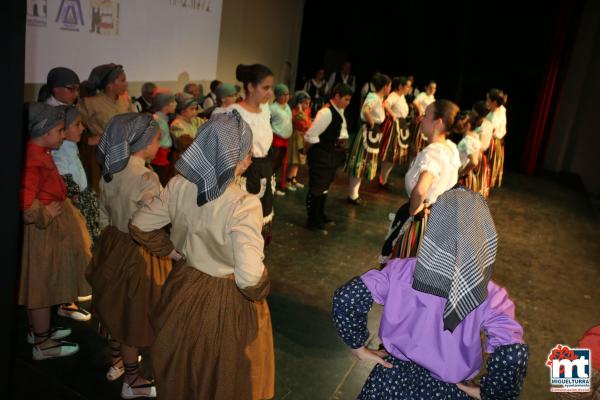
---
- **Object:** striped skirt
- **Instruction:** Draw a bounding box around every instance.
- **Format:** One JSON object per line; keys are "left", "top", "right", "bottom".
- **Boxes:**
{"left": 379, "top": 117, "right": 410, "bottom": 166}
{"left": 487, "top": 138, "right": 505, "bottom": 189}
{"left": 345, "top": 123, "right": 382, "bottom": 181}
{"left": 380, "top": 201, "right": 428, "bottom": 266}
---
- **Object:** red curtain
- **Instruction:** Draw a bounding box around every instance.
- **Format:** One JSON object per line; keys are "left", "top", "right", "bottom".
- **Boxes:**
{"left": 521, "top": 0, "right": 575, "bottom": 174}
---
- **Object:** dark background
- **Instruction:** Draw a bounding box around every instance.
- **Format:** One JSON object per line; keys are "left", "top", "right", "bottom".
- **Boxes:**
{"left": 295, "top": 0, "right": 581, "bottom": 170}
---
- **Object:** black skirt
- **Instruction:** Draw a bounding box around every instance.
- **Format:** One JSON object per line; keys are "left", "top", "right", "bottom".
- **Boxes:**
{"left": 241, "top": 155, "right": 274, "bottom": 222}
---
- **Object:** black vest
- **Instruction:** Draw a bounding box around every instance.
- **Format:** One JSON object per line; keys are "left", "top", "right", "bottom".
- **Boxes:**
{"left": 316, "top": 103, "right": 343, "bottom": 152}
{"left": 333, "top": 72, "right": 355, "bottom": 90}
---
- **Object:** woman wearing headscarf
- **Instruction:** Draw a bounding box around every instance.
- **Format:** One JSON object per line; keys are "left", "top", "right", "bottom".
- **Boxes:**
{"left": 86, "top": 113, "right": 172, "bottom": 398}
{"left": 286, "top": 90, "right": 311, "bottom": 190}
{"left": 37, "top": 67, "right": 80, "bottom": 106}
{"left": 78, "top": 63, "right": 137, "bottom": 192}
{"left": 170, "top": 92, "right": 206, "bottom": 156}
{"left": 20, "top": 103, "right": 92, "bottom": 360}
{"left": 269, "top": 83, "right": 292, "bottom": 194}
{"left": 129, "top": 111, "right": 275, "bottom": 400}
{"left": 51, "top": 105, "right": 99, "bottom": 322}
{"left": 333, "top": 187, "right": 529, "bottom": 399}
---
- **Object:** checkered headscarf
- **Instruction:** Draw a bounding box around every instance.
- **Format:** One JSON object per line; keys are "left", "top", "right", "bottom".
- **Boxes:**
{"left": 96, "top": 113, "right": 159, "bottom": 182}
{"left": 412, "top": 187, "right": 498, "bottom": 331}
{"left": 175, "top": 109, "right": 252, "bottom": 206}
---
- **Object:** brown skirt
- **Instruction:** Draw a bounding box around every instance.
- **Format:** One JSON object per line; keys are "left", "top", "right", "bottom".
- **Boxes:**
{"left": 19, "top": 199, "right": 92, "bottom": 309}
{"left": 287, "top": 130, "right": 307, "bottom": 165}
{"left": 151, "top": 264, "right": 275, "bottom": 400}
{"left": 78, "top": 137, "right": 102, "bottom": 194}
{"left": 87, "top": 226, "right": 172, "bottom": 348}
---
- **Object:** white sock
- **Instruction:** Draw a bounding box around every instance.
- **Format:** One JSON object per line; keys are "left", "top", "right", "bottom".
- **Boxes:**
{"left": 380, "top": 161, "right": 394, "bottom": 185}
{"left": 348, "top": 176, "right": 362, "bottom": 199}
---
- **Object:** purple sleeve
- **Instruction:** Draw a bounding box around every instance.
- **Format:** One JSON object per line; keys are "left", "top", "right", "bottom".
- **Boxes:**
{"left": 481, "top": 283, "right": 524, "bottom": 353}
{"left": 360, "top": 268, "right": 391, "bottom": 305}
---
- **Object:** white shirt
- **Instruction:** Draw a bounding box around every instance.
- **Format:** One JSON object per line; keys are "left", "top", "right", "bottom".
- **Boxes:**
{"left": 304, "top": 79, "right": 328, "bottom": 99}
{"left": 360, "top": 82, "right": 375, "bottom": 99}
{"left": 475, "top": 118, "right": 493, "bottom": 151}
{"left": 385, "top": 92, "right": 409, "bottom": 118}
{"left": 214, "top": 103, "right": 273, "bottom": 158}
{"left": 404, "top": 140, "right": 460, "bottom": 205}
{"left": 327, "top": 72, "right": 356, "bottom": 93}
{"left": 52, "top": 140, "right": 88, "bottom": 191}
{"left": 202, "top": 93, "right": 216, "bottom": 110}
{"left": 269, "top": 102, "right": 293, "bottom": 139}
{"left": 414, "top": 92, "right": 435, "bottom": 116}
{"left": 305, "top": 104, "right": 348, "bottom": 144}
{"left": 361, "top": 93, "right": 385, "bottom": 124}
{"left": 487, "top": 107, "right": 507, "bottom": 139}
{"left": 45, "top": 95, "right": 66, "bottom": 106}
{"left": 458, "top": 133, "right": 482, "bottom": 168}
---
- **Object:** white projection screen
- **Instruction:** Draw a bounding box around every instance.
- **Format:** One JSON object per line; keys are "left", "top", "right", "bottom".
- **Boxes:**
{"left": 25, "top": 0, "right": 223, "bottom": 83}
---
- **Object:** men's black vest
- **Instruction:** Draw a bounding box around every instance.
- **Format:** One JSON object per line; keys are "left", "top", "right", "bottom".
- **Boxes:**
{"left": 316, "top": 103, "right": 343, "bottom": 152}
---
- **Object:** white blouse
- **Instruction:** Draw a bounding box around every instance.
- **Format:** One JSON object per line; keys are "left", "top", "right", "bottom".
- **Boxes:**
{"left": 385, "top": 92, "right": 409, "bottom": 119}
{"left": 404, "top": 140, "right": 460, "bottom": 205}
{"left": 487, "top": 107, "right": 507, "bottom": 140}
{"left": 458, "top": 133, "right": 482, "bottom": 168}
{"left": 414, "top": 92, "right": 435, "bottom": 115}
{"left": 361, "top": 93, "right": 385, "bottom": 124}
{"left": 214, "top": 103, "right": 273, "bottom": 158}
{"left": 475, "top": 118, "right": 494, "bottom": 151}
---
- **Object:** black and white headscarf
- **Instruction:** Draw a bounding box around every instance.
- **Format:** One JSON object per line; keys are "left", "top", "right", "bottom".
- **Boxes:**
{"left": 412, "top": 187, "right": 498, "bottom": 331}
{"left": 175, "top": 110, "right": 252, "bottom": 206}
{"left": 28, "top": 102, "right": 65, "bottom": 138}
{"left": 96, "top": 113, "right": 158, "bottom": 182}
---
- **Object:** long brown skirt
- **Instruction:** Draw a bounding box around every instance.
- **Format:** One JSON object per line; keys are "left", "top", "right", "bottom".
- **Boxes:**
{"left": 78, "top": 137, "right": 102, "bottom": 193}
{"left": 151, "top": 264, "right": 275, "bottom": 400}
{"left": 19, "top": 199, "right": 92, "bottom": 309}
{"left": 87, "top": 226, "right": 172, "bottom": 348}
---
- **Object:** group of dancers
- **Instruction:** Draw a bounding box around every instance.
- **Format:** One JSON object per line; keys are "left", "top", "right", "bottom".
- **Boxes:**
{"left": 18, "top": 59, "right": 530, "bottom": 400}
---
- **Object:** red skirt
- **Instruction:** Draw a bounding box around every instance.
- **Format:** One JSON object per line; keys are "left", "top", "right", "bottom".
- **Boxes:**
{"left": 152, "top": 147, "right": 171, "bottom": 167}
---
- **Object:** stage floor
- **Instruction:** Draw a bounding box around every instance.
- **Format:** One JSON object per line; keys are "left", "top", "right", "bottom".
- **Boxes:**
{"left": 10, "top": 168, "right": 600, "bottom": 399}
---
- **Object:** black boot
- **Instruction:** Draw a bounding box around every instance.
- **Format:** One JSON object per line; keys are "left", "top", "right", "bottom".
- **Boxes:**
{"left": 306, "top": 192, "right": 326, "bottom": 230}
{"left": 320, "top": 193, "right": 334, "bottom": 225}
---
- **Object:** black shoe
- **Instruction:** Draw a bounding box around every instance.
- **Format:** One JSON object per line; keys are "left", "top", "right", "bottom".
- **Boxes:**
{"left": 306, "top": 219, "right": 327, "bottom": 231}
{"left": 347, "top": 196, "right": 363, "bottom": 206}
{"left": 307, "top": 192, "right": 326, "bottom": 230}
{"left": 320, "top": 194, "right": 335, "bottom": 225}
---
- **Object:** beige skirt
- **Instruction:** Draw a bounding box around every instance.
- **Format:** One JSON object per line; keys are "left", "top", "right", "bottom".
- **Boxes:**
{"left": 287, "top": 130, "right": 307, "bottom": 165}
{"left": 19, "top": 199, "right": 91, "bottom": 309}
{"left": 87, "top": 226, "right": 172, "bottom": 348}
{"left": 151, "top": 264, "right": 275, "bottom": 400}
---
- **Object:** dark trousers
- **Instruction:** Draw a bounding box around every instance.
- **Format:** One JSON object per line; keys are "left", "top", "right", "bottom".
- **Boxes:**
{"left": 306, "top": 145, "right": 337, "bottom": 227}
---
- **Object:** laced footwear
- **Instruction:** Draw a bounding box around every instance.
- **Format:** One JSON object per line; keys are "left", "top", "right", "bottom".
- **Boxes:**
{"left": 31, "top": 330, "right": 79, "bottom": 360}
{"left": 121, "top": 362, "right": 156, "bottom": 399}
{"left": 27, "top": 326, "right": 71, "bottom": 344}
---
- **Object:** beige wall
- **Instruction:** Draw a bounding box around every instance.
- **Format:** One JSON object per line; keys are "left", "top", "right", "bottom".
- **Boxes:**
{"left": 215, "top": 0, "right": 304, "bottom": 87}
{"left": 24, "top": 0, "right": 305, "bottom": 101}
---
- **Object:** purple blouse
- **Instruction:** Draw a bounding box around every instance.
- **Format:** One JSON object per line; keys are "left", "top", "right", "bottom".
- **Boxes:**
{"left": 360, "top": 257, "right": 524, "bottom": 383}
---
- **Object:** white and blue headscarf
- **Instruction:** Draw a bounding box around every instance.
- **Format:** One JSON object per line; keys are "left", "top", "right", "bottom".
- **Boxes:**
{"left": 176, "top": 110, "right": 252, "bottom": 206}
{"left": 412, "top": 187, "right": 498, "bottom": 331}
{"left": 96, "top": 113, "right": 159, "bottom": 182}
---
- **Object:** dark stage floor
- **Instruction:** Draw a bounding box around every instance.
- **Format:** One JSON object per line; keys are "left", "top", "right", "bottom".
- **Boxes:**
{"left": 9, "top": 168, "right": 600, "bottom": 399}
